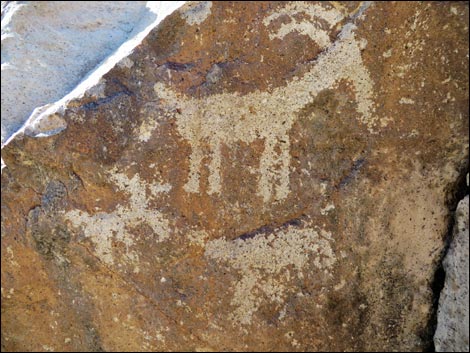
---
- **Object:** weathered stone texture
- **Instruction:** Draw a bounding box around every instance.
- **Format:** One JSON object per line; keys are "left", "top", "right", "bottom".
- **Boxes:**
{"left": 435, "top": 194, "right": 469, "bottom": 352}
{"left": 1, "top": 1, "right": 469, "bottom": 351}
{"left": 0, "top": 1, "right": 184, "bottom": 144}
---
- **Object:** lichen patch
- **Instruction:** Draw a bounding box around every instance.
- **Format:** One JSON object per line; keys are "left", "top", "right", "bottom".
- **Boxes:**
{"left": 181, "top": 1, "right": 212, "bottom": 26}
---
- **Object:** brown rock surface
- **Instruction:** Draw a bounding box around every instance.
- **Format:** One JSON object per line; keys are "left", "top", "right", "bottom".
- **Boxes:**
{"left": 1, "top": 1, "right": 469, "bottom": 351}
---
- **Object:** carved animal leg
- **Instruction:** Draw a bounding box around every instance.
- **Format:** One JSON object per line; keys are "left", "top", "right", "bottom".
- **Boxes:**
{"left": 207, "top": 142, "right": 222, "bottom": 195}
{"left": 274, "top": 138, "right": 291, "bottom": 201}
{"left": 344, "top": 56, "right": 374, "bottom": 127}
{"left": 184, "top": 142, "right": 204, "bottom": 194}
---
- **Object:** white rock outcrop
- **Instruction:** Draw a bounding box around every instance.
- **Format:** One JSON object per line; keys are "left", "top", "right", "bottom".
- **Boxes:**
{"left": 1, "top": 1, "right": 184, "bottom": 144}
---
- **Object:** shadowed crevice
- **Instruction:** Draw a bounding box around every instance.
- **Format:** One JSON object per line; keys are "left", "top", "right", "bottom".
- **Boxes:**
{"left": 425, "top": 165, "right": 469, "bottom": 352}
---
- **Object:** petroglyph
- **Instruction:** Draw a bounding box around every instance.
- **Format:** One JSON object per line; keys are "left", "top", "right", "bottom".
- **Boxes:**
{"left": 263, "top": 2, "right": 345, "bottom": 49}
{"left": 65, "top": 170, "right": 171, "bottom": 271}
{"left": 205, "top": 223, "right": 336, "bottom": 325}
{"left": 154, "top": 17, "right": 374, "bottom": 203}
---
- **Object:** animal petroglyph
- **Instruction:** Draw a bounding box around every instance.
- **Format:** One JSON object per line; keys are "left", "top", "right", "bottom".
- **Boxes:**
{"left": 263, "top": 2, "right": 345, "bottom": 48}
{"left": 153, "top": 5, "right": 374, "bottom": 203}
{"left": 65, "top": 171, "right": 172, "bottom": 272}
{"left": 205, "top": 223, "right": 336, "bottom": 325}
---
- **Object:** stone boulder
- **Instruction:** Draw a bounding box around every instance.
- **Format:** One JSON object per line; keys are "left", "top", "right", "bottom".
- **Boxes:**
{"left": 1, "top": 1, "right": 469, "bottom": 351}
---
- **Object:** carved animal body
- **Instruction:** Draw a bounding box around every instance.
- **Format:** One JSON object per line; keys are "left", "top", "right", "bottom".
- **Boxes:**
{"left": 154, "top": 23, "right": 374, "bottom": 203}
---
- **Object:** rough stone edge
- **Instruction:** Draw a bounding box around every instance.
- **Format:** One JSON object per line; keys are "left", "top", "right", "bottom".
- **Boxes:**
{"left": 430, "top": 171, "right": 470, "bottom": 351}
{"left": 1, "top": 1, "right": 186, "bottom": 154}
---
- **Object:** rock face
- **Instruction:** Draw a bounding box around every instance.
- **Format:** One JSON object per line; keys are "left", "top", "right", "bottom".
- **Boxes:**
{"left": 0, "top": 1, "right": 184, "bottom": 144}
{"left": 1, "top": 1, "right": 469, "bottom": 351}
{"left": 435, "top": 194, "right": 469, "bottom": 352}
